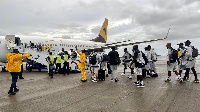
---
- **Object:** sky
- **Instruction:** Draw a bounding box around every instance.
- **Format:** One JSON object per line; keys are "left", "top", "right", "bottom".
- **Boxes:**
{"left": 0, "top": 0, "right": 200, "bottom": 56}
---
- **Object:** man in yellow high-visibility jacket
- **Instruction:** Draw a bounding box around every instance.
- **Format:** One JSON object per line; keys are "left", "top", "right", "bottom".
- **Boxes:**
{"left": 76, "top": 46, "right": 87, "bottom": 82}
{"left": 62, "top": 51, "right": 69, "bottom": 75}
{"left": 6, "top": 49, "right": 31, "bottom": 95}
{"left": 55, "top": 53, "right": 63, "bottom": 74}
{"left": 47, "top": 52, "right": 55, "bottom": 78}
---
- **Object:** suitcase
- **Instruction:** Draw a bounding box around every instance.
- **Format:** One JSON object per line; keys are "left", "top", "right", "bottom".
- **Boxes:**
{"left": 98, "top": 69, "right": 105, "bottom": 81}
{"left": 142, "top": 69, "right": 146, "bottom": 78}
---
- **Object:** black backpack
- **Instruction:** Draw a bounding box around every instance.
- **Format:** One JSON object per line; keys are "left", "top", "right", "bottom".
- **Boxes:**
{"left": 113, "top": 53, "right": 121, "bottom": 65}
{"left": 89, "top": 54, "right": 97, "bottom": 65}
{"left": 171, "top": 48, "right": 178, "bottom": 63}
{"left": 101, "top": 54, "right": 108, "bottom": 62}
{"left": 192, "top": 46, "right": 199, "bottom": 58}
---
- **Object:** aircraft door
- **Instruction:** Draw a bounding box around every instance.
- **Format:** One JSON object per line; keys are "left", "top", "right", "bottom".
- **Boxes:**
{"left": 5, "top": 35, "right": 15, "bottom": 49}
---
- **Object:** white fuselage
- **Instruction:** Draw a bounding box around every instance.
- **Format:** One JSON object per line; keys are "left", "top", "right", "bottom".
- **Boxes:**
{"left": 0, "top": 36, "right": 105, "bottom": 62}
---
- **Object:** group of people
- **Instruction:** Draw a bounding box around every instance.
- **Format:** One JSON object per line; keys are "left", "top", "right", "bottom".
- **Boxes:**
{"left": 5, "top": 40, "right": 199, "bottom": 95}
{"left": 75, "top": 40, "right": 199, "bottom": 87}
{"left": 78, "top": 45, "right": 158, "bottom": 88}
{"left": 166, "top": 40, "right": 199, "bottom": 83}
{"left": 46, "top": 49, "right": 78, "bottom": 78}
{"left": 121, "top": 45, "right": 158, "bottom": 87}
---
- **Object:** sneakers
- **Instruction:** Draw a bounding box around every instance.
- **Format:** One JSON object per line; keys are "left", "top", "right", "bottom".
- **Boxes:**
{"left": 176, "top": 77, "right": 180, "bottom": 81}
{"left": 134, "top": 81, "right": 140, "bottom": 85}
{"left": 137, "top": 84, "right": 145, "bottom": 88}
{"left": 193, "top": 79, "right": 199, "bottom": 83}
{"left": 183, "top": 78, "right": 187, "bottom": 81}
{"left": 146, "top": 75, "right": 151, "bottom": 78}
{"left": 121, "top": 73, "right": 125, "bottom": 75}
{"left": 111, "top": 78, "right": 114, "bottom": 81}
{"left": 8, "top": 91, "right": 16, "bottom": 95}
{"left": 106, "top": 74, "right": 108, "bottom": 77}
{"left": 151, "top": 73, "right": 158, "bottom": 77}
{"left": 115, "top": 78, "right": 119, "bottom": 82}
{"left": 81, "top": 79, "right": 87, "bottom": 82}
{"left": 128, "top": 76, "right": 132, "bottom": 79}
{"left": 151, "top": 72, "right": 156, "bottom": 75}
{"left": 179, "top": 78, "right": 183, "bottom": 83}
{"left": 19, "top": 77, "right": 24, "bottom": 79}
{"left": 14, "top": 88, "right": 19, "bottom": 93}
{"left": 92, "top": 80, "right": 97, "bottom": 82}
{"left": 165, "top": 78, "right": 171, "bottom": 82}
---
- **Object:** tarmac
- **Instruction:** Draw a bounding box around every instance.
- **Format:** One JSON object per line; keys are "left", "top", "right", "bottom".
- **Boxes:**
{"left": 0, "top": 57, "right": 200, "bottom": 112}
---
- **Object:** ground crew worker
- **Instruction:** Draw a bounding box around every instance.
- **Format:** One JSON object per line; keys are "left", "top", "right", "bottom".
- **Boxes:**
{"left": 19, "top": 62, "right": 24, "bottom": 79}
{"left": 63, "top": 51, "right": 69, "bottom": 75}
{"left": 6, "top": 49, "right": 31, "bottom": 95}
{"left": 55, "top": 53, "right": 63, "bottom": 74}
{"left": 76, "top": 46, "right": 87, "bottom": 82}
{"left": 47, "top": 52, "right": 55, "bottom": 78}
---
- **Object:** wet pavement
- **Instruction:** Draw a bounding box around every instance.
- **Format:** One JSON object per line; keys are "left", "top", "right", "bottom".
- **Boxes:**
{"left": 0, "top": 59, "right": 200, "bottom": 112}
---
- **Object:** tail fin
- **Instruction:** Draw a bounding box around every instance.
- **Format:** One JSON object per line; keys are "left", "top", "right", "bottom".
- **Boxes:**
{"left": 91, "top": 18, "right": 108, "bottom": 43}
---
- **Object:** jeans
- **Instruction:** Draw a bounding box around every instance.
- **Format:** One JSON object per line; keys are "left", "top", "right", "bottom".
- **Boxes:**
{"left": 49, "top": 65, "right": 55, "bottom": 78}
{"left": 110, "top": 65, "right": 118, "bottom": 79}
{"left": 10, "top": 72, "right": 19, "bottom": 92}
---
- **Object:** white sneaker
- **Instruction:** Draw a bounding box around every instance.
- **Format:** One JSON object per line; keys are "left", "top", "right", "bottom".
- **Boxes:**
{"left": 121, "top": 73, "right": 125, "bottom": 75}
{"left": 151, "top": 72, "right": 156, "bottom": 75}
{"left": 176, "top": 77, "right": 181, "bottom": 81}
{"left": 111, "top": 78, "right": 114, "bottom": 82}
{"left": 137, "top": 84, "right": 145, "bottom": 88}
{"left": 128, "top": 76, "right": 132, "bottom": 79}
{"left": 92, "top": 80, "right": 97, "bottom": 82}
{"left": 146, "top": 75, "right": 151, "bottom": 78}
{"left": 134, "top": 81, "right": 140, "bottom": 85}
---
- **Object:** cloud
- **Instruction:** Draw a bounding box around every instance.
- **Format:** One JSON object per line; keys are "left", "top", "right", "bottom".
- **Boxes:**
{"left": 0, "top": 0, "right": 200, "bottom": 56}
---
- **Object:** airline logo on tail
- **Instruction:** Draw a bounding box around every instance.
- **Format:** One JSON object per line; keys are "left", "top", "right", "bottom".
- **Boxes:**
{"left": 91, "top": 18, "right": 108, "bottom": 43}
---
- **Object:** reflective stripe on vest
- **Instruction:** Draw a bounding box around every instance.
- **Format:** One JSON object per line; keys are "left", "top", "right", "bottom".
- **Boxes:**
{"left": 64, "top": 55, "right": 69, "bottom": 62}
{"left": 56, "top": 56, "right": 62, "bottom": 63}
{"left": 49, "top": 55, "right": 54, "bottom": 64}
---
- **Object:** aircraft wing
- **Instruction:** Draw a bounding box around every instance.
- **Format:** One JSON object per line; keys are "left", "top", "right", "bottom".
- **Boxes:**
{"left": 85, "top": 26, "right": 171, "bottom": 54}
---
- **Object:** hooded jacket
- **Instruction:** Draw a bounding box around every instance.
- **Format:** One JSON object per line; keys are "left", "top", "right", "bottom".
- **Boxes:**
{"left": 77, "top": 50, "right": 86, "bottom": 67}
{"left": 6, "top": 53, "right": 31, "bottom": 72}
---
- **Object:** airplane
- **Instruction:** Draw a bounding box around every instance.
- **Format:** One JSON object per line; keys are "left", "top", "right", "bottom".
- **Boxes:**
{"left": 0, "top": 18, "right": 170, "bottom": 71}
